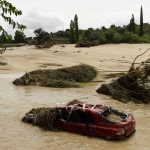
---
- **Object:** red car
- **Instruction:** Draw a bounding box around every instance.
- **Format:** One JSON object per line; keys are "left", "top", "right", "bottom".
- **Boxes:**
{"left": 55, "top": 101, "right": 135, "bottom": 140}
{"left": 23, "top": 101, "right": 135, "bottom": 140}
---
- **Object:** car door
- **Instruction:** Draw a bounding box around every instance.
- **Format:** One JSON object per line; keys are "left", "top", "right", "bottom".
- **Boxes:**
{"left": 67, "top": 109, "right": 94, "bottom": 135}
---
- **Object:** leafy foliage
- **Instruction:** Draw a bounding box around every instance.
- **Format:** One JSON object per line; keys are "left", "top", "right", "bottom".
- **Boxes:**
{"left": 0, "top": 0, "right": 26, "bottom": 34}
{"left": 0, "top": 32, "right": 12, "bottom": 43}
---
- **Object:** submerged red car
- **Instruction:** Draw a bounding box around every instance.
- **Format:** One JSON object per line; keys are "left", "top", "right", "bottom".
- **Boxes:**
{"left": 55, "top": 101, "right": 135, "bottom": 140}
{"left": 23, "top": 101, "right": 135, "bottom": 140}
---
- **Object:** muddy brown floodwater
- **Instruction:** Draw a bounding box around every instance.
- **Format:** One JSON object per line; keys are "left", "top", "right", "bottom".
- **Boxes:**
{"left": 0, "top": 44, "right": 150, "bottom": 150}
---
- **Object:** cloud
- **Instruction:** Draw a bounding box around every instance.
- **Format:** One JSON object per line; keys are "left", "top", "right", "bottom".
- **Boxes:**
{"left": 1, "top": 0, "right": 150, "bottom": 37}
{"left": 19, "top": 11, "right": 64, "bottom": 36}
{"left": 0, "top": 10, "right": 64, "bottom": 37}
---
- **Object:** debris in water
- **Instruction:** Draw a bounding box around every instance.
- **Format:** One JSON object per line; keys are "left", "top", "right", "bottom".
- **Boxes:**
{"left": 13, "top": 65, "right": 97, "bottom": 88}
{"left": 97, "top": 48, "right": 150, "bottom": 103}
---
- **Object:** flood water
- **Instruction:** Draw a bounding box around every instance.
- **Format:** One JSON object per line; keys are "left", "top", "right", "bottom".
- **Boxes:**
{"left": 0, "top": 73, "right": 150, "bottom": 150}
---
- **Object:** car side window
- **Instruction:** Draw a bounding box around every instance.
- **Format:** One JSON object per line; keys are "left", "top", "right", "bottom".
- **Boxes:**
{"left": 69, "top": 109, "right": 93, "bottom": 124}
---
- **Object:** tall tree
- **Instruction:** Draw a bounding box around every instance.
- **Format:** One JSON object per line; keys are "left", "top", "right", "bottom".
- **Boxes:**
{"left": 74, "top": 14, "right": 79, "bottom": 42}
{"left": 14, "top": 30, "right": 26, "bottom": 43}
{"left": 34, "top": 28, "right": 51, "bottom": 45}
{"left": 70, "top": 20, "right": 75, "bottom": 43}
{"left": 128, "top": 14, "right": 136, "bottom": 33}
{"left": 139, "top": 6, "right": 143, "bottom": 36}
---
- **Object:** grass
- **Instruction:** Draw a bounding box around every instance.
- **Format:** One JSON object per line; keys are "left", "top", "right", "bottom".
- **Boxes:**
{"left": 13, "top": 64, "right": 98, "bottom": 88}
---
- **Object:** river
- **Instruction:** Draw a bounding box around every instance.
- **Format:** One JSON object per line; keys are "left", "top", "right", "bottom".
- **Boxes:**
{"left": 0, "top": 44, "right": 150, "bottom": 150}
{"left": 0, "top": 73, "right": 150, "bottom": 150}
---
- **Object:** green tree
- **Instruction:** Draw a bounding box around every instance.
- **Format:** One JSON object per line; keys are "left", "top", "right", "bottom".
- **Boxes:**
{"left": 82, "top": 30, "right": 91, "bottom": 41}
{"left": 34, "top": 28, "right": 51, "bottom": 45}
{"left": 128, "top": 14, "right": 136, "bottom": 33}
{"left": 104, "top": 30, "right": 115, "bottom": 42}
{"left": 74, "top": 14, "right": 79, "bottom": 42}
{"left": 101, "top": 26, "right": 107, "bottom": 31}
{"left": 110, "top": 25, "right": 116, "bottom": 30}
{"left": 14, "top": 30, "right": 26, "bottom": 43}
{"left": 70, "top": 20, "right": 75, "bottom": 43}
{"left": 139, "top": 6, "right": 143, "bottom": 36}
{"left": 0, "top": 32, "right": 12, "bottom": 43}
{"left": 0, "top": 0, "right": 26, "bottom": 34}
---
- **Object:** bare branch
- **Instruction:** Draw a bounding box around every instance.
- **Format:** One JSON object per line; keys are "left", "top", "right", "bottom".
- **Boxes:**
{"left": 129, "top": 48, "right": 150, "bottom": 72}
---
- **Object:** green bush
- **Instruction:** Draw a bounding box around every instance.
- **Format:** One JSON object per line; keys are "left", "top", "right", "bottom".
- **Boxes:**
{"left": 139, "top": 34, "right": 150, "bottom": 43}
{"left": 104, "top": 30, "right": 115, "bottom": 42}
{"left": 120, "top": 32, "right": 140, "bottom": 43}
{"left": 113, "top": 32, "right": 122, "bottom": 43}
{"left": 99, "top": 33, "right": 107, "bottom": 44}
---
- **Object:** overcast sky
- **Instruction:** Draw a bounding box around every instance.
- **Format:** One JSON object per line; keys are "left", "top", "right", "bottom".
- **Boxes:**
{"left": 3, "top": 0, "right": 150, "bottom": 36}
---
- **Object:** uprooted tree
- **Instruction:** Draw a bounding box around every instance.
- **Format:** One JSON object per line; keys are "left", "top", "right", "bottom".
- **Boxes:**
{"left": 97, "top": 48, "right": 150, "bottom": 104}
